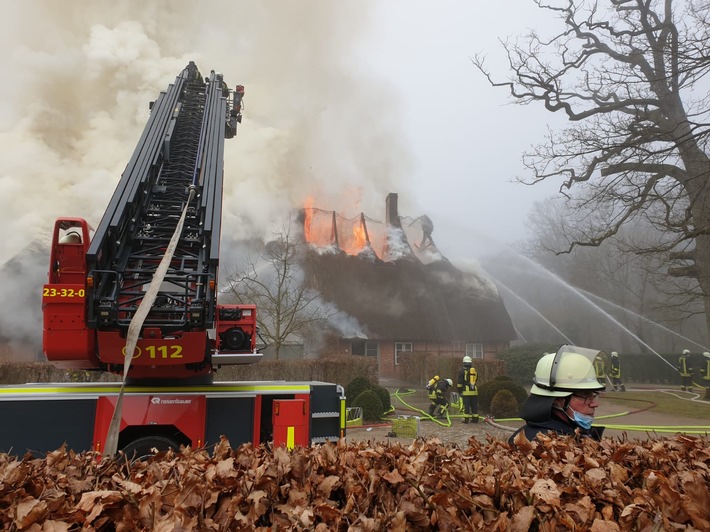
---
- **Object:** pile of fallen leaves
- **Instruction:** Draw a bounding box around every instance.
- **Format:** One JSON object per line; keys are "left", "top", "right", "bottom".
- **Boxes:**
{"left": 2, "top": 434, "right": 709, "bottom": 531}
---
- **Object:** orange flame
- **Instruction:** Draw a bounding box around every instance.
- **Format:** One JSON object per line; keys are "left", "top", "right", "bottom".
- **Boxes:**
{"left": 347, "top": 222, "right": 367, "bottom": 254}
{"left": 302, "top": 197, "right": 369, "bottom": 255}
{"left": 303, "top": 196, "right": 315, "bottom": 243}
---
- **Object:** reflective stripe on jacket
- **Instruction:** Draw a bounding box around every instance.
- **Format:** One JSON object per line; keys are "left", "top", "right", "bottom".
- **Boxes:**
{"left": 679, "top": 356, "right": 692, "bottom": 377}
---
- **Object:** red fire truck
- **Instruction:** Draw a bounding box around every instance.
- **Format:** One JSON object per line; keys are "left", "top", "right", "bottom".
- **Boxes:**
{"left": 0, "top": 63, "right": 345, "bottom": 456}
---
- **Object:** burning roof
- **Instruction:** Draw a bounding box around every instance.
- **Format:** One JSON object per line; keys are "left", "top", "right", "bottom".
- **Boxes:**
{"left": 300, "top": 194, "right": 516, "bottom": 343}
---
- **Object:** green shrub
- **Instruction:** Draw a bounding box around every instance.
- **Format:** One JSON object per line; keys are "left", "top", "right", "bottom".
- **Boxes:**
{"left": 351, "top": 389, "right": 384, "bottom": 421}
{"left": 489, "top": 389, "right": 519, "bottom": 418}
{"left": 346, "top": 376, "right": 373, "bottom": 407}
{"left": 371, "top": 384, "right": 392, "bottom": 412}
{"left": 479, "top": 378, "right": 527, "bottom": 414}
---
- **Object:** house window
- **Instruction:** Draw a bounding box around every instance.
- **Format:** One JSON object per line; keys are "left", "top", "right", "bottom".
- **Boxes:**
{"left": 394, "top": 342, "right": 412, "bottom": 366}
{"left": 466, "top": 343, "right": 484, "bottom": 359}
{"left": 351, "top": 340, "right": 379, "bottom": 358}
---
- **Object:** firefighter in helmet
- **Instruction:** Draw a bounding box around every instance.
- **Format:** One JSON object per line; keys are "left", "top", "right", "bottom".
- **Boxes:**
{"left": 457, "top": 355, "right": 479, "bottom": 423}
{"left": 508, "top": 345, "right": 605, "bottom": 446}
{"left": 427, "top": 377, "right": 452, "bottom": 418}
{"left": 609, "top": 351, "right": 626, "bottom": 392}
{"left": 699, "top": 352, "right": 710, "bottom": 394}
{"left": 678, "top": 349, "right": 693, "bottom": 392}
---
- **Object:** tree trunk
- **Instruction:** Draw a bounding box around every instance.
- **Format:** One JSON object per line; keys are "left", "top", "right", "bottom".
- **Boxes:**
{"left": 694, "top": 234, "right": 710, "bottom": 345}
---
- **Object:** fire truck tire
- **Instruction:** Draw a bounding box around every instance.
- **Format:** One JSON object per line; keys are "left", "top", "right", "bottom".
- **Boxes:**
{"left": 122, "top": 435, "right": 179, "bottom": 460}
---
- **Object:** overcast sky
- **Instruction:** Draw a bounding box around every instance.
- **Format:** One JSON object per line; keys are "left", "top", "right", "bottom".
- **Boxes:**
{"left": 0, "top": 1, "right": 565, "bottom": 268}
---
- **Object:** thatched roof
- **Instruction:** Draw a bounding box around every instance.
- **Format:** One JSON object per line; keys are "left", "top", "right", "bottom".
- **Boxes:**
{"left": 302, "top": 248, "right": 516, "bottom": 343}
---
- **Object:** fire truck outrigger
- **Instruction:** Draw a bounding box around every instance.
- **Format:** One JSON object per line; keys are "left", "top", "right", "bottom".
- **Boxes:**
{"left": 0, "top": 63, "right": 345, "bottom": 457}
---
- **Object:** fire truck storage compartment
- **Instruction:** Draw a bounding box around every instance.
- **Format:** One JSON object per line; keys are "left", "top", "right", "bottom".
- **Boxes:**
{"left": 205, "top": 396, "right": 255, "bottom": 448}
{"left": 309, "top": 383, "right": 343, "bottom": 443}
{"left": 272, "top": 399, "right": 308, "bottom": 449}
{"left": 0, "top": 398, "right": 96, "bottom": 455}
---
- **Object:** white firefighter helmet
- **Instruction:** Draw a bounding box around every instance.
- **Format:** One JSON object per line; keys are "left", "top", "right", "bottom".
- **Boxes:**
{"left": 446, "top": 378, "right": 453, "bottom": 386}
{"left": 611, "top": 351, "right": 618, "bottom": 358}
{"left": 531, "top": 345, "right": 606, "bottom": 397}
{"left": 704, "top": 352, "right": 710, "bottom": 359}
{"left": 683, "top": 349, "right": 690, "bottom": 355}
{"left": 463, "top": 356, "right": 473, "bottom": 364}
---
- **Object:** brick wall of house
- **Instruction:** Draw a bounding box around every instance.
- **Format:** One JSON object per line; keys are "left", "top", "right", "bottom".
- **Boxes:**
{"left": 322, "top": 336, "right": 510, "bottom": 380}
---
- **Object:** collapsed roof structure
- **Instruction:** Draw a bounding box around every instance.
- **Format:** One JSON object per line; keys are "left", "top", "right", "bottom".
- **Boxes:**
{"left": 300, "top": 193, "right": 516, "bottom": 347}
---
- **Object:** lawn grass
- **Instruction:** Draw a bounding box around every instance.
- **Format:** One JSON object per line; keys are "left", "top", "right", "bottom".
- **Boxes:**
{"left": 603, "top": 389, "right": 710, "bottom": 420}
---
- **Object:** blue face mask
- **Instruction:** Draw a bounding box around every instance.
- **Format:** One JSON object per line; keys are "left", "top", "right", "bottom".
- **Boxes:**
{"left": 569, "top": 408, "right": 594, "bottom": 430}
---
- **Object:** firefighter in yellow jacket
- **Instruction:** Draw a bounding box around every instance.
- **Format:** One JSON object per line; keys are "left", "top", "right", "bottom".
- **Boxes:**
{"left": 457, "top": 356, "right": 479, "bottom": 423}
{"left": 427, "top": 377, "right": 452, "bottom": 417}
{"left": 679, "top": 349, "right": 693, "bottom": 391}
{"left": 700, "top": 352, "right": 710, "bottom": 393}
{"left": 609, "top": 352, "right": 626, "bottom": 392}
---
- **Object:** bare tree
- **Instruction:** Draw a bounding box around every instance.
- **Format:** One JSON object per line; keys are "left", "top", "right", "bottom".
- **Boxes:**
{"left": 474, "top": 0, "right": 710, "bottom": 339}
{"left": 223, "top": 225, "right": 332, "bottom": 360}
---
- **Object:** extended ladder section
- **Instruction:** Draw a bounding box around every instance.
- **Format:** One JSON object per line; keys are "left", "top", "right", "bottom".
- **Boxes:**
{"left": 87, "top": 62, "right": 227, "bottom": 332}
{"left": 43, "top": 62, "right": 258, "bottom": 381}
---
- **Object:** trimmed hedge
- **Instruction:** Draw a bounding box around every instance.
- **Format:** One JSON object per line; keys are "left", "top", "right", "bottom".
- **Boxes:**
{"left": 490, "top": 389, "right": 519, "bottom": 418}
{"left": 344, "top": 375, "right": 392, "bottom": 412}
{"left": 351, "top": 389, "right": 384, "bottom": 421}
{"left": 478, "top": 376, "right": 527, "bottom": 414}
{"left": 345, "top": 376, "right": 372, "bottom": 407}
{"left": 371, "top": 384, "right": 392, "bottom": 412}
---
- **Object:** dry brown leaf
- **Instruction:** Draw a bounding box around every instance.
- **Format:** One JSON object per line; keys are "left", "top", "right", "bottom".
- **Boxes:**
{"left": 14, "top": 496, "right": 48, "bottom": 529}
{"left": 529, "top": 478, "right": 561, "bottom": 508}
{"left": 584, "top": 467, "right": 607, "bottom": 490}
{"left": 510, "top": 505, "right": 535, "bottom": 532}
{"left": 41, "top": 520, "right": 71, "bottom": 532}
{"left": 246, "top": 489, "right": 269, "bottom": 520}
{"left": 111, "top": 474, "right": 143, "bottom": 495}
{"left": 562, "top": 495, "right": 595, "bottom": 525}
{"left": 74, "top": 490, "right": 123, "bottom": 523}
{"left": 214, "top": 456, "right": 236, "bottom": 479}
{"left": 313, "top": 501, "right": 341, "bottom": 524}
{"left": 389, "top": 510, "right": 407, "bottom": 532}
{"left": 590, "top": 518, "right": 620, "bottom": 532}
{"left": 382, "top": 469, "right": 405, "bottom": 485}
{"left": 512, "top": 431, "right": 534, "bottom": 453}
{"left": 317, "top": 474, "right": 341, "bottom": 498}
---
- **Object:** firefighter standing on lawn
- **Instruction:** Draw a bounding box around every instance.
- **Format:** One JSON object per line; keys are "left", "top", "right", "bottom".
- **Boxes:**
{"left": 457, "top": 356, "right": 479, "bottom": 423}
{"left": 609, "top": 352, "right": 626, "bottom": 391}
{"left": 427, "top": 377, "right": 452, "bottom": 418}
{"left": 679, "top": 349, "right": 694, "bottom": 391}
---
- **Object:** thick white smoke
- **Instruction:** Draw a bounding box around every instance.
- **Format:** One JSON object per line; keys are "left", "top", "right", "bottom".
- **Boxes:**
{"left": 0, "top": 0, "right": 413, "bottom": 356}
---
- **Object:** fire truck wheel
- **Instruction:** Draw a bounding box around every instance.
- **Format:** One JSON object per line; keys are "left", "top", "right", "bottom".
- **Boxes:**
{"left": 122, "top": 435, "right": 180, "bottom": 460}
